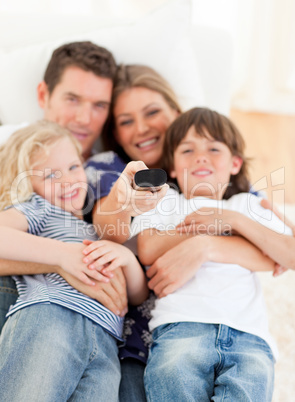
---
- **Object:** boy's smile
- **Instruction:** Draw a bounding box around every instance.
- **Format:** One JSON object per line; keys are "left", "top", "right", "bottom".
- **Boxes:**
{"left": 170, "top": 126, "right": 242, "bottom": 200}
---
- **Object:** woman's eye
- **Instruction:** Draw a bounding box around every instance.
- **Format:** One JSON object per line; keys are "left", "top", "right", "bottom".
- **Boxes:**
{"left": 147, "top": 109, "right": 160, "bottom": 117}
{"left": 182, "top": 149, "right": 192, "bottom": 154}
{"left": 119, "top": 120, "right": 133, "bottom": 126}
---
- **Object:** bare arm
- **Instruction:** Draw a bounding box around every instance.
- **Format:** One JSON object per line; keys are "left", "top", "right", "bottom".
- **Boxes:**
{"left": 92, "top": 161, "right": 168, "bottom": 244}
{"left": 82, "top": 240, "right": 149, "bottom": 305}
{"left": 138, "top": 229, "right": 275, "bottom": 298}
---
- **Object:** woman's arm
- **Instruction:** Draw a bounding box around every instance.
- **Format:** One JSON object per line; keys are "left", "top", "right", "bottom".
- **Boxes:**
{"left": 92, "top": 161, "right": 168, "bottom": 244}
{"left": 177, "top": 207, "right": 295, "bottom": 270}
{"left": 138, "top": 229, "right": 275, "bottom": 298}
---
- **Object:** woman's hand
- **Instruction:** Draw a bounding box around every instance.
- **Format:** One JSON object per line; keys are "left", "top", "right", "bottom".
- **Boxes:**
{"left": 147, "top": 236, "right": 208, "bottom": 298}
{"left": 108, "top": 161, "right": 169, "bottom": 217}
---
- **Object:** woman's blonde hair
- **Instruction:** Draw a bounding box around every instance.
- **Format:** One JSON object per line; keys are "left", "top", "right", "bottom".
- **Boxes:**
{"left": 0, "top": 120, "right": 82, "bottom": 210}
{"left": 103, "top": 64, "right": 182, "bottom": 161}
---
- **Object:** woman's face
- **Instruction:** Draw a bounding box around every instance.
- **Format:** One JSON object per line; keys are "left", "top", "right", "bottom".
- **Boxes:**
{"left": 113, "top": 87, "right": 179, "bottom": 168}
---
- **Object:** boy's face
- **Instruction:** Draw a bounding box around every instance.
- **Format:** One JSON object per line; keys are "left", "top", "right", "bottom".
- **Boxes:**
{"left": 38, "top": 66, "right": 113, "bottom": 160}
{"left": 170, "top": 126, "right": 242, "bottom": 199}
{"left": 30, "top": 137, "right": 88, "bottom": 216}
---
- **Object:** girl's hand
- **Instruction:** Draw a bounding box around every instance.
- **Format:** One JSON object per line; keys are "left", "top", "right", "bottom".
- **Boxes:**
{"left": 82, "top": 239, "right": 134, "bottom": 274}
{"left": 59, "top": 243, "right": 112, "bottom": 286}
{"left": 176, "top": 207, "right": 238, "bottom": 236}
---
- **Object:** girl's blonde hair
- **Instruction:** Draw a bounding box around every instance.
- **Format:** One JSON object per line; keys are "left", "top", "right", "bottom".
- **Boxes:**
{"left": 103, "top": 64, "right": 182, "bottom": 161}
{"left": 163, "top": 107, "right": 251, "bottom": 199}
{"left": 0, "top": 120, "right": 82, "bottom": 210}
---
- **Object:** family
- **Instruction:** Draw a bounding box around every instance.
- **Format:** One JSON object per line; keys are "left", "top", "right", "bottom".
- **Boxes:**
{"left": 0, "top": 40, "right": 294, "bottom": 402}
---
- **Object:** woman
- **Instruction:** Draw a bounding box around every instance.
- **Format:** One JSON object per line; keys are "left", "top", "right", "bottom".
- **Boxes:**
{"left": 84, "top": 64, "right": 182, "bottom": 402}
{"left": 85, "top": 65, "right": 181, "bottom": 243}
{"left": 85, "top": 65, "right": 282, "bottom": 402}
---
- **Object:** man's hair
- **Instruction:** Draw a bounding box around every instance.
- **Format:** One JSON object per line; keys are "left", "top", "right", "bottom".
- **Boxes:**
{"left": 162, "top": 107, "right": 251, "bottom": 199}
{"left": 44, "top": 41, "right": 117, "bottom": 94}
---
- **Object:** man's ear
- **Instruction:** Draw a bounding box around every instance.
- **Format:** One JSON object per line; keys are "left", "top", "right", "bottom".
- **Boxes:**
{"left": 231, "top": 156, "right": 243, "bottom": 175}
{"left": 37, "top": 81, "right": 49, "bottom": 109}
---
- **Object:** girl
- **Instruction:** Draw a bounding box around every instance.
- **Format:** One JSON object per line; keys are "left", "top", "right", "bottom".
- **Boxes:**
{"left": 132, "top": 107, "right": 294, "bottom": 401}
{"left": 0, "top": 120, "right": 148, "bottom": 401}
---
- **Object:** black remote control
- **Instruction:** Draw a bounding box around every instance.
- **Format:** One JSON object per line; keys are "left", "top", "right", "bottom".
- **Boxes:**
{"left": 133, "top": 169, "right": 167, "bottom": 192}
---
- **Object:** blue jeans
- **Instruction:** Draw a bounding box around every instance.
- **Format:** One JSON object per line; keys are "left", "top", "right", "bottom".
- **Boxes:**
{"left": 0, "top": 276, "right": 18, "bottom": 333}
{"left": 119, "top": 358, "right": 147, "bottom": 402}
{"left": 0, "top": 303, "right": 121, "bottom": 402}
{"left": 144, "top": 322, "right": 274, "bottom": 402}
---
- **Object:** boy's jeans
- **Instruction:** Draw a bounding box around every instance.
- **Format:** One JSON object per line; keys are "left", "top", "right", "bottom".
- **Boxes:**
{"left": 144, "top": 322, "right": 274, "bottom": 402}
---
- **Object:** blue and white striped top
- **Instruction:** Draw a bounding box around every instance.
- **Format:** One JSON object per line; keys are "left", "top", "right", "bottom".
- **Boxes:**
{"left": 8, "top": 193, "right": 123, "bottom": 340}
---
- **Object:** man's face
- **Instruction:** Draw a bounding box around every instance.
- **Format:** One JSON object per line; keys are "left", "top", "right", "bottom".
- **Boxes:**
{"left": 38, "top": 66, "right": 113, "bottom": 160}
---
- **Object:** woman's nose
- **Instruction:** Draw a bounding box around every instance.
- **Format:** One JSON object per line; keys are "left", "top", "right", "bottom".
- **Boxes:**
{"left": 135, "top": 118, "right": 149, "bottom": 135}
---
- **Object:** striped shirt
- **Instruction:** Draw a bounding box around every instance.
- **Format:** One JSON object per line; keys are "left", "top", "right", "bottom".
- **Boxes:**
{"left": 8, "top": 193, "right": 123, "bottom": 340}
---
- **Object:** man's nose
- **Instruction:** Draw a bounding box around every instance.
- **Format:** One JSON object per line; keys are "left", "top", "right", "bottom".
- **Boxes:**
{"left": 75, "top": 104, "right": 91, "bottom": 125}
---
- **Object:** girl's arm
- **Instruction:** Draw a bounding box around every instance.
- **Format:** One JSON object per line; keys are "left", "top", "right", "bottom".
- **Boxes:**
{"left": 92, "top": 161, "right": 168, "bottom": 244}
{"left": 0, "top": 208, "right": 110, "bottom": 285}
{"left": 82, "top": 240, "right": 149, "bottom": 305}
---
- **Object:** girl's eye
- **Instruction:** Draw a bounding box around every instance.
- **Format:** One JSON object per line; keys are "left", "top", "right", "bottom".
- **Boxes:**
{"left": 44, "top": 172, "right": 56, "bottom": 180}
{"left": 182, "top": 149, "right": 193, "bottom": 154}
{"left": 69, "top": 164, "right": 80, "bottom": 171}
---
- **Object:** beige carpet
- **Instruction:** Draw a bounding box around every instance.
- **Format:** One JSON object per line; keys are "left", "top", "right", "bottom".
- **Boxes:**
{"left": 258, "top": 270, "right": 295, "bottom": 401}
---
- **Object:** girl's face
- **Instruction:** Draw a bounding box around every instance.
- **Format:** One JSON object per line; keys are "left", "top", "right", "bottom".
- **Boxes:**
{"left": 30, "top": 137, "right": 87, "bottom": 216}
{"left": 113, "top": 87, "right": 179, "bottom": 168}
{"left": 170, "top": 126, "right": 242, "bottom": 200}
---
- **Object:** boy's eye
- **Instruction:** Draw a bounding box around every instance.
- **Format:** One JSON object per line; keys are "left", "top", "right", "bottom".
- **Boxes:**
{"left": 210, "top": 147, "right": 219, "bottom": 152}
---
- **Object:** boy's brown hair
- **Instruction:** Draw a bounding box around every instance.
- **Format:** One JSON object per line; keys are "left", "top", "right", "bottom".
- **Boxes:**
{"left": 163, "top": 107, "right": 251, "bottom": 199}
{"left": 44, "top": 41, "right": 117, "bottom": 94}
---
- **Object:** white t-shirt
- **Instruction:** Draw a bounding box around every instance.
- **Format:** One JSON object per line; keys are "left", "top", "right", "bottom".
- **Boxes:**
{"left": 0, "top": 122, "right": 29, "bottom": 146}
{"left": 131, "top": 188, "right": 292, "bottom": 359}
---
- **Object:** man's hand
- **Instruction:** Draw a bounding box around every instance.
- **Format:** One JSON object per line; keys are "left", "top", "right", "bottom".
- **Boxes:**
{"left": 59, "top": 267, "right": 128, "bottom": 316}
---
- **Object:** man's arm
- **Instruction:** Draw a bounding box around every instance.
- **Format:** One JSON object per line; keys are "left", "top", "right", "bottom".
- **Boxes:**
{"left": 0, "top": 259, "right": 127, "bottom": 316}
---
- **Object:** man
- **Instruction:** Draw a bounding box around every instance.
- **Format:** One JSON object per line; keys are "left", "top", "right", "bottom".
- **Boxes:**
{"left": 0, "top": 41, "right": 128, "bottom": 331}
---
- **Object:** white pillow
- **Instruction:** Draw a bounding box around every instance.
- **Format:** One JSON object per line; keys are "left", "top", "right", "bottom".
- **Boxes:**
{"left": 0, "top": 0, "right": 204, "bottom": 125}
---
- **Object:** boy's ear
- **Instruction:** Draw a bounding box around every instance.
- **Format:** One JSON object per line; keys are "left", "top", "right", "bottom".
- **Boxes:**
{"left": 231, "top": 156, "right": 243, "bottom": 175}
{"left": 37, "top": 81, "right": 49, "bottom": 109}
